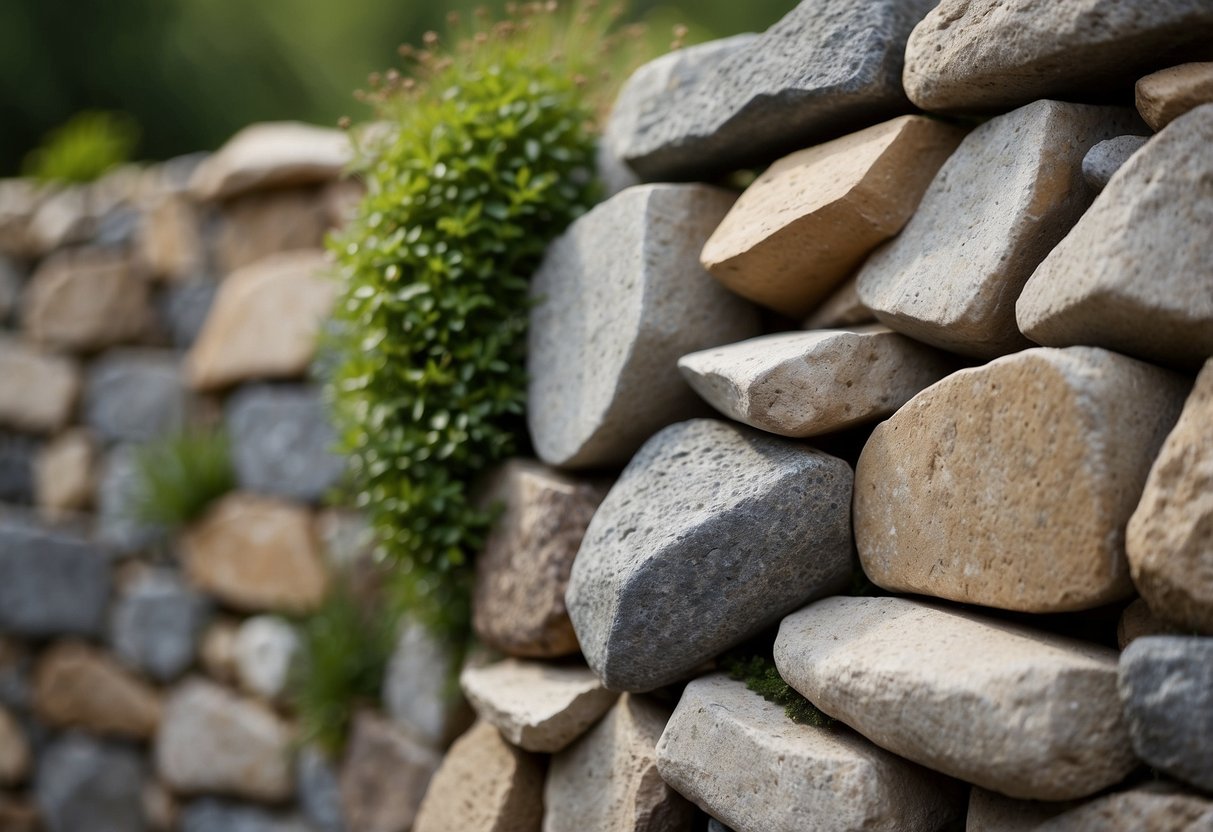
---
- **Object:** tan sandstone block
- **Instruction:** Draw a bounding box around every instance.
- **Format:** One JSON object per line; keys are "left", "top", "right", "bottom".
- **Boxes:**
{"left": 1137, "top": 62, "right": 1213, "bottom": 131}
{"left": 0, "top": 337, "right": 80, "bottom": 433}
{"left": 33, "top": 642, "right": 162, "bottom": 740}
{"left": 22, "top": 249, "right": 150, "bottom": 352}
{"left": 35, "top": 428, "right": 96, "bottom": 516}
{"left": 214, "top": 188, "right": 332, "bottom": 274}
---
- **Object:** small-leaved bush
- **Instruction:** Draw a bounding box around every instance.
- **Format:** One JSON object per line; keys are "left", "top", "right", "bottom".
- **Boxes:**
{"left": 23, "top": 111, "right": 139, "bottom": 185}
{"left": 129, "top": 429, "right": 235, "bottom": 528}
{"left": 721, "top": 654, "right": 835, "bottom": 728}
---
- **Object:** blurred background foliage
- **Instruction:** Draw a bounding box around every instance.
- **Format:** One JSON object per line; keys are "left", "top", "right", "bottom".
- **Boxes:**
{"left": 0, "top": 0, "right": 793, "bottom": 176}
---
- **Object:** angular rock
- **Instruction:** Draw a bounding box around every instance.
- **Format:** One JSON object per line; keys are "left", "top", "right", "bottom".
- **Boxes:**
{"left": 473, "top": 461, "right": 607, "bottom": 658}
{"left": 233, "top": 615, "right": 301, "bottom": 702}
{"left": 96, "top": 444, "right": 169, "bottom": 555}
{"left": 84, "top": 350, "right": 188, "bottom": 443}
{"left": 527, "top": 184, "right": 760, "bottom": 469}
{"left": 0, "top": 337, "right": 80, "bottom": 433}
{"left": 855, "top": 347, "right": 1188, "bottom": 613}
{"left": 295, "top": 746, "right": 344, "bottom": 832}
{"left": 34, "top": 429, "right": 96, "bottom": 517}
{"left": 160, "top": 278, "right": 218, "bottom": 349}
{"left": 180, "top": 799, "right": 313, "bottom": 832}
{"left": 1018, "top": 105, "right": 1213, "bottom": 368}
{"left": 225, "top": 385, "right": 344, "bottom": 502}
{"left": 0, "top": 705, "right": 29, "bottom": 785}
{"left": 1118, "top": 636, "right": 1213, "bottom": 793}
{"left": 412, "top": 721, "right": 544, "bottom": 832}
{"left": 1127, "top": 359, "right": 1213, "bottom": 634}
{"left": 33, "top": 642, "right": 162, "bottom": 739}
{"left": 802, "top": 276, "right": 875, "bottom": 330}
{"left": 0, "top": 518, "right": 109, "bottom": 637}
{"left": 620, "top": 0, "right": 939, "bottom": 180}
{"left": 383, "top": 618, "right": 471, "bottom": 749}
{"left": 36, "top": 734, "right": 147, "bottom": 832}
{"left": 678, "top": 328, "right": 954, "bottom": 438}
{"left": 186, "top": 251, "right": 334, "bottom": 391}
{"left": 0, "top": 433, "right": 36, "bottom": 504}
{"left": 903, "top": 0, "right": 1213, "bottom": 113}
{"left": 1035, "top": 786, "right": 1213, "bottom": 831}
{"left": 461, "top": 660, "right": 617, "bottom": 753}
{"left": 1081, "top": 135, "right": 1149, "bottom": 191}
{"left": 181, "top": 493, "right": 328, "bottom": 613}
{"left": 701, "top": 116, "right": 966, "bottom": 317}
{"left": 214, "top": 189, "right": 331, "bottom": 274}
{"left": 156, "top": 678, "right": 293, "bottom": 802}
{"left": 190, "top": 122, "right": 351, "bottom": 201}
{"left": 568, "top": 419, "right": 853, "bottom": 692}
{"left": 775, "top": 597, "right": 1137, "bottom": 800}
{"left": 1137, "top": 61, "right": 1213, "bottom": 130}
{"left": 338, "top": 710, "right": 441, "bottom": 832}
{"left": 22, "top": 249, "right": 150, "bottom": 351}
{"left": 965, "top": 789, "right": 1074, "bottom": 832}
{"left": 110, "top": 568, "right": 210, "bottom": 682}
{"left": 856, "top": 100, "right": 1143, "bottom": 358}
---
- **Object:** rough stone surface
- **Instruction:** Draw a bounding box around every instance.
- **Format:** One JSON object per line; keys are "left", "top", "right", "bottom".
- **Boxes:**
{"left": 620, "top": 0, "right": 939, "bottom": 181}
{"left": 678, "top": 328, "right": 954, "bottom": 438}
{"left": 33, "top": 642, "right": 162, "bottom": 739}
{"left": 903, "top": 0, "right": 1213, "bottom": 114}
{"left": 855, "top": 347, "right": 1188, "bottom": 613}
{"left": 0, "top": 337, "right": 80, "bottom": 433}
{"left": 233, "top": 615, "right": 301, "bottom": 702}
{"left": 1017, "top": 105, "right": 1213, "bottom": 369}
{"left": 527, "top": 184, "right": 760, "bottom": 469}
{"left": 1035, "top": 786, "right": 1213, "bottom": 831}
{"left": 1127, "top": 359, "right": 1213, "bottom": 634}
{"left": 412, "top": 721, "right": 544, "bottom": 832}
{"left": 0, "top": 519, "right": 109, "bottom": 637}
{"left": 0, "top": 705, "right": 29, "bottom": 785}
{"left": 190, "top": 122, "right": 351, "bottom": 201}
{"left": 156, "top": 678, "right": 293, "bottom": 802}
{"left": 338, "top": 710, "right": 441, "bottom": 832}
{"left": 161, "top": 278, "right": 218, "bottom": 349}
{"left": 473, "top": 460, "right": 607, "bottom": 658}
{"left": 701, "top": 116, "right": 965, "bottom": 317}
{"left": 22, "top": 249, "right": 150, "bottom": 351}
{"left": 1082, "top": 135, "right": 1149, "bottom": 191}
{"left": 110, "top": 568, "right": 210, "bottom": 682}
{"left": 568, "top": 419, "right": 853, "bottom": 692}
{"left": 214, "top": 189, "right": 331, "bottom": 274}
{"left": 186, "top": 251, "right": 333, "bottom": 391}
{"left": 36, "top": 734, "right": 147, "bottom": 832}
{"left": 382, "top": 618, "right": 472, "bottom": 749}
{"left": 655, "top": 675, "right": 964, "bottom": 832}
{"left": 856, "top": 100, "right": 1143, "bottom": 358}
{"left": 295, "top": 746, "right": 344, "bottom": 832}
{"left": 461, "top": 660, "right": 617, "bottom": 753}
{"left": 1118, "top": 636, "right": 1213, "bottom": 793}
{"left": 97, "top": 444, "right": 169, "bottom": 555}
{"left": 84, "top": 350, "right": 188, "bottom": 442}
{"left": 775, "top": 597, "right": 1137, "bottom": 800}
{"left": 181, "top": 493, "right": 328, "bottom": 613}
{"left": 34, "top": 428, "right": 96, "bottom": 517}
{"left": 225, "top": 385, "right": 344, "bottom": 502}
{"left": 1137, "top": 61, "right": 1213, "bottom": 130}
{"left": 180, "top": 799, "right": 313, "bottom": 832}
{"left": 1118, "top": 599, "right": 1181, "bottom": 648}
{"left": 965, "top": 789, "right": 1074, "bottom": 832}
{"left": 803, "top": 276, "right": 875, "bottom": 329}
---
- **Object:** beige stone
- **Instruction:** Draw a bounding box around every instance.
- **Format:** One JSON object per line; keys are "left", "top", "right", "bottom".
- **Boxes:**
{"left": 1137, "top": 62, "right": 1213, "bottom": 131}
{"left": 855, "top": 347, "right": 1188, "bottom": 613}
{"left": 1126, "top": 359, "right": 1213, "bottom": 634}
{"left": 473, "top": 461, "right": 607, "bottom": 658}
{"left": 185, "top": 250, "right": 334, "bottom": 391}
{"left": 0, "top": 705, "right": 29, "bottom": 785}
{"left": 138, "top": 195, "right": 204, "bottom": 280}
{"left": 34, "top": 428, "right": 95, "bottom": 516}
{"left": 22, "top": 249, "right": 150, "bottom": 351}
{"left": 803, "top": 276, "right": 875, "bottom": 329}
{"left": 775, "top": 596, "right": 1137, "bottom": 800}
{"left": 856, "top": 101, "right": 1142, "bottom": 358}
{"left": 33, "top": 642, "right": 161, "bottom": 740}
{"left": 966, "top": 788, "right": 1075, "bottom": 832}
{"left": 214, "top": 188, "right": 331, "bottom": 273}
{"left": 461, "top": 660, "right": 617, "bottom": 753}
{"left": 190, "top": 121, "right": 351, "bottom": 201}
{"left": 338, "top": 710, "right": 442, "bottom": 832}
{"left": 1018, "top": 105, "right": 1213, "bottom": 369}
{"left": 678, "top": 328, "right": 955, "bottom": 438}
{"left": 699, "top": 116, "right": 965, "bottom": 318}
{"left": 1035, "top": 786, "right": 1213, "bottom": 831}
{"left": 0, "top": 337, "right": 80, "bottom": 433}
{"left": 1117, "top": 599, "right": 1180, "bottom": 649}
{"left": 413, "top": 721, "right": 544, "bottom": 832}
{"left": 181, "top": 493, "right": 329, "bottom": 613}
{"left": 655, "top": 675, "right": 964, "bottom": 832}
{"left": 199, "top": 618, "right": 241, "bottom": 684}
{"left": 0, "top": 178, "right": 44, "bottom": 258}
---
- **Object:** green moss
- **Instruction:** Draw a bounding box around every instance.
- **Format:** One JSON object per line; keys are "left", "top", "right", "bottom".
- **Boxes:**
{"left": 23, "top": 111, "right": 139, "bottom": 184}
{"left": 721, "top": 654, "right": 835, "bottom": 728}
{"left": 129, "top": 429, "right": 235, "bottom": 528}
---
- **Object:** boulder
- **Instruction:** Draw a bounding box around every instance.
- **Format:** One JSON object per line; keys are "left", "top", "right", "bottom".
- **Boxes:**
{"left": 1035, "top": 786, "right": 1213, "bottom": 831}
{"left": 179, "top": 799, "right": 313, "bottom": 832}
{"left": 855, "top": 100, "right": 1143, "bottom": 358}
{"left": 382, "top": 618, "right": 472, "bottom": 749}
{"left": 1017, "top": 105, "right": 1213, "bottom": 369}
{"left": 527, "top": 184, "right": 759, "bottom": 469}
{"left": 214, "top": 189, "right": 331, "bottom": 274}
{"left": 338, "top": 710, "right": 442, "bottom": 832}
{"left": 1137, "top": 61, "right": 1213, "bottom": 130}
{"left": 655, "top": 675, "right": 965, "bottom": 832}
{"left": 96, "top": 444, "right": 169, "bottom": 555}
{"left": 774, "top": 596, "right": 1136, "bottom": 800}
{"left": 109, "top": 568, "right": 210, "bottom": 682}
{"left": 0, "top": 337, "right": 80, "bottom": 433}
{"left": 295, "top": 746, "right": 344, "bottom": 832}
{"left": 1081, "top": 135, "right": 1149, "bottom": 190}
{"left": 802, "top": 277, "right": 874, "bottom": 329}
{"left": 84, "top": 350, "right": 188, "bottom": 443}
{"left": 189, "top": 122, "right": 351, "bottom": 201}
{"left": 568, "top": 419, "right": 853, "bottom": 692}
{"left": 35, "top": 734, "right": 147, "bottom": 832}
{"left": 855, "top": 347, "right": 1188, "bottom": 613}
{"left": 700, "top": 116, "right": 965, "bottom": 317}
{"left": 22, "top": 249, "right": 150, "bottom": 351}
{"left": 33, "top": 642, "right": 162, "bottom": 739}
{"left": 0, "top": 705, "right": 29, "bottom": 785}
{"left": 0, "top": 518, "right": 109, "bottom": 637}
{"left": 233, "top": 616, "right": 301, "bottom": 702}
{"left": 34, "top": 429, "right": 96, "bottom": 517}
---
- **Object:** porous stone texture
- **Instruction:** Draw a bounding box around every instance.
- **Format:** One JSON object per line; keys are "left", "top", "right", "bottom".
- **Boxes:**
{"left": 855, "top": 100, "right": 1143, "bottom": 358}
{"left": 1118, "top": 599, "right": 1179, "bottom": 648}
{"left": 655, "top": 675, "right": 965, "bottom": 832}
{"left": 34, "top": 428, "right": 96, "bottom": 517}
{"left": 225, "top": 385, "right": 344, "bottom": 503}
{"left": 903, "top": 0, "right": 1213, "bottom": 113}
{"left": 338, "top": 710, "right": 442, "bottom": 832}
{"left": 775, "top": 597, "right": 1137, "bottom": 800}
{"left": 965, "top": 789, "right": 1074, "bottom": 832}
{"left": 84, "top": 350, "right": 188, "bottom": 443}
{"left": 295, "top": 746, "right": 344, "bottom": 832}
{"left": 527, "top": 184, "right": 759, "bottom": 469}
{"left": 110, "top": 568, "right": 210, "bottom": 682}
{"left": 473, "top": 461, "right": 607, "bottom": 658}
{"left": 0, "top": 519, "right": 109, "bottom": 637}
{"left": 803, "top": 276, "right": 875, "bottom": 329}
{"left": 97, "top": 444, "right": 168, "bottom": 555}
{"left": 1137, "top": 62, "right": 1213, "bottom": 130}
{"left": 185, "top": 251, "right": 333, "bottom": 391}
{"left": 678, "top": 328, "right": 954, "bottom": 438}
{"left": 620, "top": 0, "right": 940, "bottom": 181}
{"left": 1017, "top": 105, "right": 1213, "bottom": 369}
{"left": 189, "top": 122, "right": 351, "bottom": 201}
{"left": 461, "top": 660, "right": 617, "bottom": 753}
{"left": 156, "top": 678, "right": 293, "bottom": 802}
{"left": 855, "top": 347, "right": 1188, "bottom": 613}
{"left": 1127, "top": 359, "right": 1213, "bottom": 634}
{"left": 700, "top": 116, "right": 965, "bottom": 317}
{"left": 22, "top": 249, "right": 149, "bottom": 351}
{"left": 568, "top": 419, "right": 853, "bottom": 692}
{"left": 36, "top": 734, "right": 147, "bottom": 832}
{"left": 33, "top": 642, "right": 162, "bottom": 739}
{"left": 382, "top": 618, "right": 472, "bottom": 749}
{"left": 214, "top": 189, "right": 331, "bottom": 274}
{"left": 180, "top": 799, "right": 313, "bottom": 832}
{"left": 1118, "top": 636, "right": 1213, "bottom": 793}
{"left": 181, "top": 493, "right": 329, "bottom": 614}
{"left": 1034, "top": 786, "right": 1213, "bottom": 831}
{"left": 412, "top": 721, "right": 544, "bottom": 832}
{"left": 545, "top": 694, "right": 692, "bottom": 832}
{"left": 0, "top": 705, "right": 29, "bottom": 785}
{"left": 233, "top": 616, "right": 301, "bottom": 702}
{"left": 1081, "top": 135, "right": 1149, "bottom": 191}
{"left": 0, "top": 337, "right": 80, "bottom": 433}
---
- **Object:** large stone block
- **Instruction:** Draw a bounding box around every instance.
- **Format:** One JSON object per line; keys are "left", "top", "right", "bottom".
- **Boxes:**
{"left": 338, "top": 710, "right": 441, "bottom": 832}
{"left": 84, "top": 350, "right": 188, "bottom": 443}
{"left": 0, "top": 337, "right": 80, "bottom": 433}
{"left": 1137, "top": 61, "right": 1213, "bottom": 130}
{"left": 0, "top": 518, "right": 109, "bottom": 637}
{"left": 109, "top": 568, "right": 210, "bottom": 683}
{"left": 189, "top": 122, "right": 351, "bottom": 202}
{"left": 22, "top": 249, "right": 150, "bottom": 352}
{"left": 214, "top": 189, "right": 331, "bottom": 274}
{"left": 36, "top": 734, "right": 147, "bottom": 832}
{"left": 33, "top": 642, "right": 162, "bottom": 740}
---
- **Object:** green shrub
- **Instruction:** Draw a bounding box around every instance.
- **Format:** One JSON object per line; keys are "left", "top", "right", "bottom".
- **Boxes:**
{"left": 129, "top": 429, "right": 235, "bottom": 528}
{"left": 721, "top": 654, "right": 834, "bottom": 728}
{"left": 23, "top": 111, "right": 139, "bottom": 184}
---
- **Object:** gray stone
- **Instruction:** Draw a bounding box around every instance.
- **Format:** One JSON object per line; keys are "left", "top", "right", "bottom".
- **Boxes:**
{"left": 160, "top": 279, "right": 218, "bottom": 349}
{"left": 226, "top": 385, "right": 344, "bottom": 502}
{"left": 109, "top": 568, "right": 210, "bottom": 682}
{"left": 1082, "top": 135, "right": 1149, "bottom": 191}
{"left": 528, "top": 184, "right": 759, "bottom": 469}
{"left": 35, "top": 734, "right": 147, "bottom": 832}
{"left": 0, "top": 517, "right": 109, "bottom": 637}
{"left": 383, "top": 618, "right": 472, "bottom": 749}
{"left": 1118, "top": 636, "right": 1213, "bottom": 793}
{"left": 1035, "top": 786, "right": 1213, "bottom": 831}
{"left": 97, "top": 444, "right": 169, "bottom": 555}
{"left": 567, "top": 419, "right": 853, "bottom": 692}
{"left": 180, "top": 799, "right": 313, "bottom": 832}
{"left": 0, "top": 433, "right": 37, "bottom": 504}
{"left": 296, "top": 746, "right": 345, "bottom": 832}
{"left": 233, "top": 615, "right": 302, "bottom": 702}
{"left": 620, "top": 0, "right": 939, "bottom": 181}
{"left": 84, "top": 350, "right": 188, "bottom": 443}
{"left": 0, "top": 256, "right": 20, "bottom": 324}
